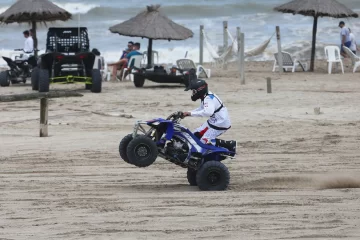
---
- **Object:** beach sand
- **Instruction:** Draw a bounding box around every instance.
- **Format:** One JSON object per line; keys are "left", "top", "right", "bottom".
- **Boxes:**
{"left": 1, "top": 60, "right": 360, "bottom": 239}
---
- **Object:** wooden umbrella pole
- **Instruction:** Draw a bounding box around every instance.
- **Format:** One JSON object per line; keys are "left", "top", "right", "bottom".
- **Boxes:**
{"left": 147, "top": 38, "right": 153, "bottom": 68}
{"left": 32, "top": 21, "right": 38, "bottom": 58}
{"left": 310, "top": 16, "right": 318, "bottom": 72}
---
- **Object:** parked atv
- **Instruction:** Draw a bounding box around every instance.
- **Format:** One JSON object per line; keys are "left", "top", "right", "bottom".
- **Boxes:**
{"left": 119, "top": 111, "right": 237, "bottom": 191}
{"left": 0, "top": 49, "right": 37, "bottom": 87}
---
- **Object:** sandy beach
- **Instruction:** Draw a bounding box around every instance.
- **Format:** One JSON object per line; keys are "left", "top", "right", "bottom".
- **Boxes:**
{"left": 1, "top": 60, "right": 360, "bottom": 239}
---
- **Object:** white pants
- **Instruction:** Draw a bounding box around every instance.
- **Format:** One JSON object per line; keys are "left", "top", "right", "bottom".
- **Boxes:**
{"left": 194, "top": 122, "right": 227, "bottom": 145}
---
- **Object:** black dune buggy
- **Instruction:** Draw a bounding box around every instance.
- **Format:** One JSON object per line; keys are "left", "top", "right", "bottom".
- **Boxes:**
{"left": 31, "top": 27, "right": 102, "bottom": 93}
{"left": 0, "top": 49, "right": 38, "bottom": 87}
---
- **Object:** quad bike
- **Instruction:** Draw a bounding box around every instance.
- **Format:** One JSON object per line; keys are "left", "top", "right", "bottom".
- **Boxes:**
{"left": 119, "top": 111, "right": 237, "bottom": 191}
{"left": 0, "top": 49, "right": 38, "bottom": 87}
{"left": 32, "top": 27, "right": 101, "bottom": 93}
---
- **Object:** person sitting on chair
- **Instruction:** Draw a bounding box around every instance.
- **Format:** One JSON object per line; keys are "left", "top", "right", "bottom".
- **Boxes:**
{"left": 108, "top": 42, "right": 142, "bottom": 81}
{"left": 120, "top": 41, "right": 133, "bottom": 59}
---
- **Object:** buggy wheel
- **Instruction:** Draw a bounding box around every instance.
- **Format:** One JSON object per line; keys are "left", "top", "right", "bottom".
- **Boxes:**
{"left": 126, "top": 135, "right": 158, "bottom": 167}
{"left": 91, "top": 69, "right": 102, "bottom": 93}
{"left": 0, "top": 71, "right": 10, "bottom": 87}
{"left": 31, "top": 67, "right": 39, "bottom": 90}
{"left": 119, "top": 134, "right": 133, "bottom": 164}
{"left": 85, "top": 84, "right": 92, "bottom": 90}
{"left": 38, "top": 69, "right": 50, "bottom": 92}
{"left": 187, "top": 168, "right": 198, "bottom": 186}
{"left": 134, "top": 75, "right": 145, "bottom": 88}
{"left": 196, "top": 161, "right": 230, "bottom": 191}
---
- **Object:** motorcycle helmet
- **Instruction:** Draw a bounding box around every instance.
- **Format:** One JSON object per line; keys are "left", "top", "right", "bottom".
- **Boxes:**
{"left": 184, "top": 78, "right": 208, "bottom": 101}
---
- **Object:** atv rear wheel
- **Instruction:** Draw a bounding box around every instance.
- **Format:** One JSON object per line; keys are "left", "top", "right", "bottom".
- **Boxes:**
{"left": 134, "top": 75, "right": 145, "bottom": 88}
{"left": 38, "top": 69, "right": 50, "bottom": 92}
{"left": 91, "top": 69, "right": 102, "bottom": 93}
{"left": 126, "top": 135, "right": 158, "bottom": 167}
{"left": 0, "top": 71, "right": 10, "bottom": 87}
{"left": 31, "top": 67, "right": 39, "bottom": 90}
{"left": 196, "top": 161, "right": 230, "bottom": 191}
{"left": 187, "top": 168, "right": 197, "bottom": 186}
{"left": 119, "top": 134, "right": 133, "bottom": 164}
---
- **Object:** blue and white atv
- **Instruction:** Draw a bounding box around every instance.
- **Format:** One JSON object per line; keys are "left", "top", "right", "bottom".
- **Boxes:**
{"left": 119, "top": 111, "right": 237, "bottom": 191}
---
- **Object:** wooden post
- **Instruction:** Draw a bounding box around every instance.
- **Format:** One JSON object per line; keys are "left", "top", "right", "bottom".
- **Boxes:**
{"left": 310, "top": 16, "right": 318, "bottom": 72}
{"left": 223, "top": 21, "right": 228, "bottom": 70}
{"left": 240, "top": 32, "right": 245, "bottom": 85}
{"left": 199, "top": 25, "right": 204, "bottom": 65}
{"left": 266, "top": 77, "right": 272, "bottom": 93}
{"left": 31, "top": 21, "right": 38, "bottom": 58}
{"left": 276, "top": 26, "right": 283, "bottom": 73}
{"left": 223, "top": 21, "right": 228, "bottom": 49}
{"left": 0, "top": 91, "right": 83, "bottom": 102}
{"left": 147, "top": 38, "right": 153, "bottom": 68}
{"left": 40, "top": 98, "right": 48, "bottom": 137}
{"left": 237, "top": 27, "right": 241, "bottom": 82}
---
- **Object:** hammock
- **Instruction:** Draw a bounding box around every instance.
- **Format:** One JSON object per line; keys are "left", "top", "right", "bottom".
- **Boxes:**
{"left": 226, "top": 29, "right": 274, "bottom": 57}
{"left": 245, "top": 34, "right": 274, "bottom": 57}
{"left": 202, "top": 29, "right": 235, "bottom": 67}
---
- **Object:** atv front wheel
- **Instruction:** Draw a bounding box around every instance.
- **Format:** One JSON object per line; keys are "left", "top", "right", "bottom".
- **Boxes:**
{"left": 126, "top": 135, "right": 158, "bottom": 167}
{"left": 31, "top": 67, "right": 39, "bottom": 90}
{"left": 187, "top": 168, "right": 197, "bottom": 186}
{"left": 133, "top": 75, "right": 145, "bottom": 88}
{"left": 38, "top": 69, "right": 50, "bottom": 92}
{"left": 119, "top": 134, "right": 133, "bottom": 164}
{"left": 196, "top": 161, "right": 230, "bottom": 191}
{"left": 91, "top": 69, "right": 102, "bottom": 93}
{"left": 0, "top": 71, "right": 10, "bottom": 87}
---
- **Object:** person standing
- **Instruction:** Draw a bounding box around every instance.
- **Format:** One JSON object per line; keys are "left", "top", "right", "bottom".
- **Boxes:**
{"left": 349, "top": 28, "right": 359, "bottom": 55}
{"left": 339, "top": 21, "right": 351, "bottom": 57}
{"left": 23, "top": 30, "right": 33, "bottom": 53}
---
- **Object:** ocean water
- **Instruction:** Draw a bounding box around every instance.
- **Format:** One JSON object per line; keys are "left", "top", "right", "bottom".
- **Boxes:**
{"left": 0, "top": 0, "right": 359, "bottom": 66}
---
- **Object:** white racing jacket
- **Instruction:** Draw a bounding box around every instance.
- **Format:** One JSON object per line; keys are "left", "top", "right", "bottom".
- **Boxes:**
{"left": 190, "top": 91, "right": 231, "bottom": 130}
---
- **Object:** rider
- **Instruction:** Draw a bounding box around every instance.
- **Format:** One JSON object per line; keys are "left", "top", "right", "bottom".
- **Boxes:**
{"left": 23, "top": 30, "right": 34, "bottom": 53}
{"left": 182, "top": 76, "right": 235, "bottom": 150}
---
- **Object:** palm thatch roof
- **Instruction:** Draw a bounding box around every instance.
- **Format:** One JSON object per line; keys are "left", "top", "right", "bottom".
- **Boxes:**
{"left": 274, "top": 0, "right": 358, "bottom": 18}
{"left": 0, "top": 0, "right": 72, "bottom": 24}
{"left": 109, "top": 4, "right": 193, "bottom": 40}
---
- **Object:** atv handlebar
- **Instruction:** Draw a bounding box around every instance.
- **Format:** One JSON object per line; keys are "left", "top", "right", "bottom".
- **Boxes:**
{"left": 166, "top": 111, "right": 184, "bottom": 122}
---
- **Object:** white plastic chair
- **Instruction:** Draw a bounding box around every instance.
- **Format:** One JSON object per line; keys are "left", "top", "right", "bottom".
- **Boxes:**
{"left": 176, "top": 58, "right": 211, "bottom": 78}
{"left": 272, "top": 51, "right": 307, "bottom": 72}
{"left": 122, "top": 55, "right": 143, "bottom": 81}
{"left": 343, "top": 46, "right": 360, "bottom": 73}
{"left": 324, "top": 46, "right": 344, "bottom": 74}
{"left": 142, "top": 51, "right": 159, "bottom": 66}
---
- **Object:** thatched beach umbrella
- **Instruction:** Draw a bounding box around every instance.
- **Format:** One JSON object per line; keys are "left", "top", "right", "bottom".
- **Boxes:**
{"left": 0, "top": 0, "right": 71, "bottom": 57}
{"left": 274, "top": 0, "right": 358, "bottom": 71}
{"left": 109, "top": 4, "right": 193, "bottom": 68}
